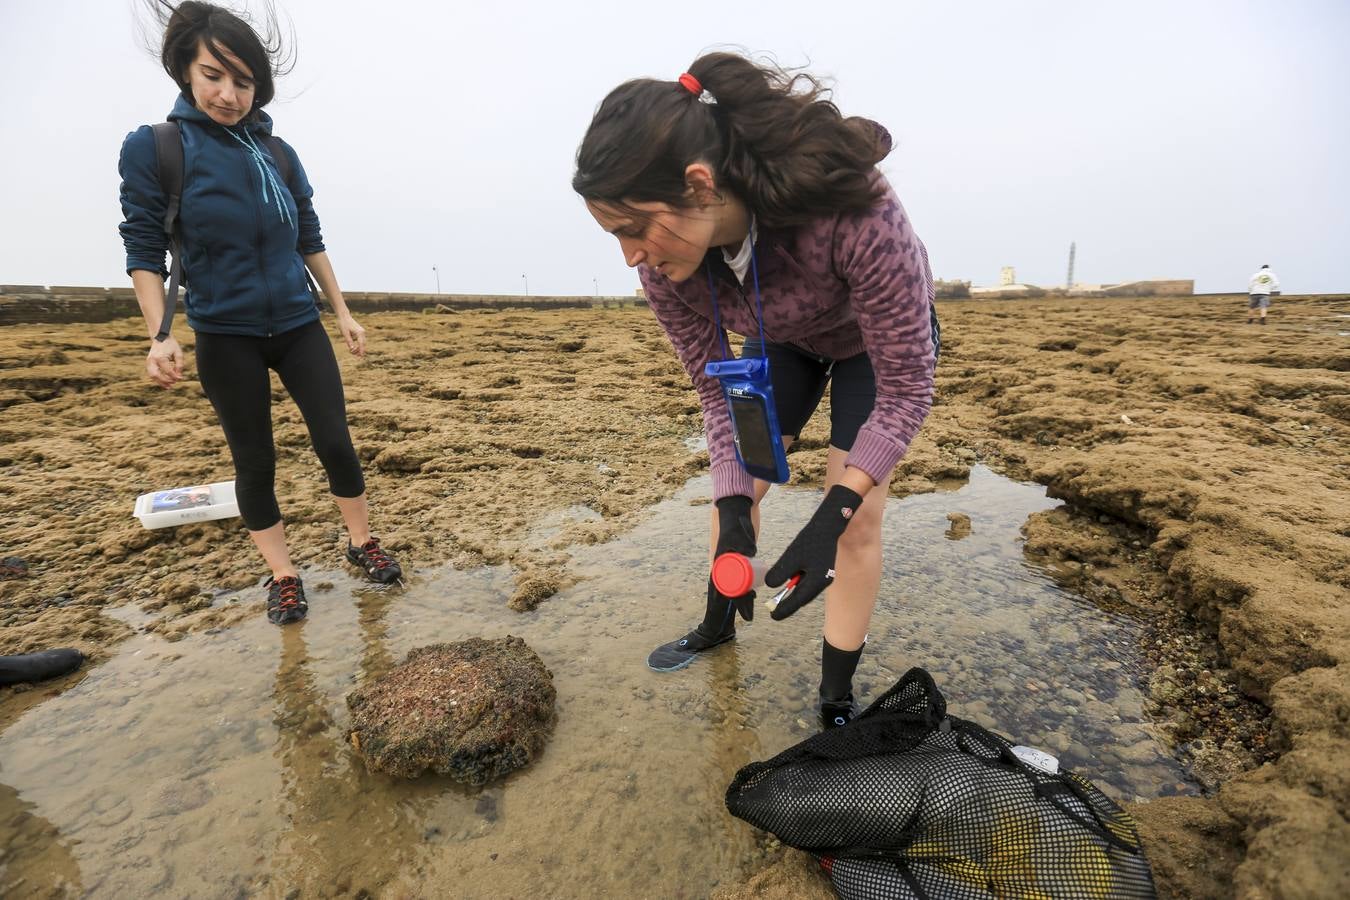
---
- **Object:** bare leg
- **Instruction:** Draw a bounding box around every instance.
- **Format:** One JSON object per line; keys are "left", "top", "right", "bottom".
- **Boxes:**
{"left": 820, "top": 446, "right": 893, "bottom": 652}
{"left": 333, "top": 492, "right": 372, "bottom": 547}
{"left": 250, "top": 521, "right": 298, "bottom": 579}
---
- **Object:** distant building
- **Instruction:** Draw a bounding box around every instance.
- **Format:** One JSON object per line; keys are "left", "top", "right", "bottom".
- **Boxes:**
{"left": 1069, "top": 280, "right": 1194, "bottom": 297}
{"left": 967, "top": 266, "right": 1194, "bottom": 299}
{"left": 971, "top": 266, "right": 1043, "bottom": 298}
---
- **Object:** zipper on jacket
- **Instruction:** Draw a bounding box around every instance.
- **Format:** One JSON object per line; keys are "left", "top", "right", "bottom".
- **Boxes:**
{"left": 240, "top": 133, "right": 276, "bottom": 336}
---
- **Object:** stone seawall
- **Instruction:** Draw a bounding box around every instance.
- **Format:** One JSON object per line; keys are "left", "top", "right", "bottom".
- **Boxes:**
{"left": 0, "top": 285, "right": 645, "bottom": 326}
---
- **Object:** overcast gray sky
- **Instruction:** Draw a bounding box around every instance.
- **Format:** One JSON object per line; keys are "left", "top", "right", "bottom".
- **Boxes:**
{"left": 2, "top": 0, "right": 1347, "bottom": 296}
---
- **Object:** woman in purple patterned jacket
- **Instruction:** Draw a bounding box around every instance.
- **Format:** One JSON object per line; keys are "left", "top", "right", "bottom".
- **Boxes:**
{"left": 573, "top": 52, "right": 938, "bottom": 729}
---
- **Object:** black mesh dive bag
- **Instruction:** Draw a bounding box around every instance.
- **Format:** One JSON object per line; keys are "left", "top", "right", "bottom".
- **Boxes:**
{"left": 725, "top": 668, "right": 1156, "bottom": 900}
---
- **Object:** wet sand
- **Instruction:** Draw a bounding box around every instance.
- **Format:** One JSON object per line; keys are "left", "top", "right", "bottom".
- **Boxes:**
{"left": 1, "top": 294, "right": 1347, "bottom": 897}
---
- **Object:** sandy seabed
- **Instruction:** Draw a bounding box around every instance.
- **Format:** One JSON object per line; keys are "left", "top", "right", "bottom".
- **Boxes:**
{"left": 1, "top": 294, "right": 1347, "bottom": 898}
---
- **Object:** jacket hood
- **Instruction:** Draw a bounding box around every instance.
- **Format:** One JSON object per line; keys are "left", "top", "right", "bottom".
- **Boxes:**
{"left": 167, "top": 93, "right": 274, "bottom": 135}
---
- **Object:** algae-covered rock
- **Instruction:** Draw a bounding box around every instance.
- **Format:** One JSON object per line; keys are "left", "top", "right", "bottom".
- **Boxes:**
{"left": 346, "top": 637, "right": 555, "bottom": 784}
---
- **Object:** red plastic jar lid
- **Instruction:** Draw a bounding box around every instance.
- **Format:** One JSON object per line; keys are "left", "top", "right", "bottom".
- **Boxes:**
{"left": 711, "top": 552, "right": 755, "bottom": 597}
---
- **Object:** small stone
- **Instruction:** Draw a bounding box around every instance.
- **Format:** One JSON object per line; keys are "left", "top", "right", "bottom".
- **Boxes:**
{"left": 1, "top": 556, "right": 30, "bottom": 579}
{"left": 475, "top": 793, "right": 499, "bottom": 822}
{"left": 944, "top": 512, "right": 972, "bottom": 540}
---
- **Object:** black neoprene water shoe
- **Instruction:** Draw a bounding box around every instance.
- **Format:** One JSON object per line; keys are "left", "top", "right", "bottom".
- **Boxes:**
{"left": 819, "top": 694, "right": 861, "bottom": 730}
{"left": 0, "top": 648, "right": 85, "bottom": 685}
{"left": 646, "top": 626, "right": 735, "bottom": 673}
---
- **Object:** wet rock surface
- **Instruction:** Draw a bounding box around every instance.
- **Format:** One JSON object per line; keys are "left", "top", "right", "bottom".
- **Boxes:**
{"left": 1021, "top": 504, "right": 1279, "bottom": 793}
{"left": 2, "top": 296, "right": 1347, "bottom": 896}
{"left": 346, "top": 636, "right": 556, "bottom": 784}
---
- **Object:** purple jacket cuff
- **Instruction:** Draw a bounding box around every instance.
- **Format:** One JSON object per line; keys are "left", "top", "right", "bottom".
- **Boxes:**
{"left": 846, "top": 428, "right": 907, "bottom": 487}
{"left": 711, "top": 459, "right": 756, "bottom": 502}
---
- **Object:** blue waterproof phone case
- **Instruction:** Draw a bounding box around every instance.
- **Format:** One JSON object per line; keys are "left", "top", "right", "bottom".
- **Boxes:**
{"left": 706, "top": 357, "right": 790, "bottom": 484}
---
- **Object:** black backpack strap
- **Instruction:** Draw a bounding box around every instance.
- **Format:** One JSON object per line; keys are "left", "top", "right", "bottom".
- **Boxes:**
{"left": 260, "top": 134, "right": 293, "bottom": 186}
{"left": 151, "top": 121, "right": 184, "bottom": 341}
{"left": 260, "top": 134, "right": 325, "bottom": 313}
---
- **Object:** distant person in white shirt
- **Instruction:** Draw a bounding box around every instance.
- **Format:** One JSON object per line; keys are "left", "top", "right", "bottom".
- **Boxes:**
{"left": 1247, "top": 265, "right": 1281, "bottom": 325}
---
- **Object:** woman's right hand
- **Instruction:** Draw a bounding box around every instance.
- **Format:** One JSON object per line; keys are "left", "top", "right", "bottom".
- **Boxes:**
{"left": 714, "top": 495, "right": 758, "bottom": 621}
{"left": 146, "top": 336, "right": 185, "bottom": 389}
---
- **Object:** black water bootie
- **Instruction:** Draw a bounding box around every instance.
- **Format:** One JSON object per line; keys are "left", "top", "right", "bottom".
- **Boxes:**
{"left": 819, "top": 694, "right": 861, "bottom": 730}
{"left": 0, "top": 648, "right": 85, "bottom": 686}
{"left": 646, "top": 626, "right": 734, "bottom": 673}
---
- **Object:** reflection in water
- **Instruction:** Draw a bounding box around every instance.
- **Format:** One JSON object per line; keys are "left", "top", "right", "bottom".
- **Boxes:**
{"left": 703, "top": 641, "right": 764, "bottom": 883}
{"left": 266, "top": 623, "right": 426, "bottom": 897}
{"left": 0, "top": 467, "right": 1198, "bottom": 897}
{"left": 0, "top": 779, "right": 82, "bottom": 897}
{"left": 354, "top": 585, "right": 399, "bottom": 683}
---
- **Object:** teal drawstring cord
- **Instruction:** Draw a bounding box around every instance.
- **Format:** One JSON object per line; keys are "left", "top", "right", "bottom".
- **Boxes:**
{"left": 225, "top": 126, "right": 293, "bottom": 226}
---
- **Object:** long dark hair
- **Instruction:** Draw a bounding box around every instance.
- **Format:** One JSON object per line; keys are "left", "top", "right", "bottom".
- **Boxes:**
{"left": 149, "top": 1, "right": 292, "bottom": 112}
{"left": 573, "top": 52, "right": 889, "bottom": 228}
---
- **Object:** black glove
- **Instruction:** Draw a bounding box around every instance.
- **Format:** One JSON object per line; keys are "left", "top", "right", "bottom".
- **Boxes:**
{"left": 765, "top": 485, "right": 863, "bottom": 620}
{"left": 714, "top": 494, "right": 757, "bottom": 622}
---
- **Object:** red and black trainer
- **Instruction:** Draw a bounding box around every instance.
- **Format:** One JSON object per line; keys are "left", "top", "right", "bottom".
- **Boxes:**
{"left": 265, "top": 575, "right": 308, "bottom": 625}
{"left": 346, "top": 537, "right": 403, "bottom": 585}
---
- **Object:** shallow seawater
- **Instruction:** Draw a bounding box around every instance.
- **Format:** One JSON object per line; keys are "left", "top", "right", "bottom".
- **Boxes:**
{"left": 0, "top": 466, "right": 1195, "bottom": 898}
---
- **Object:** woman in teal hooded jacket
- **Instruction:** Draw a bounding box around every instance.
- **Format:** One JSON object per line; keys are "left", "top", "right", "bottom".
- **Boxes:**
{"left": 119, "top": 1, "right": 402, "bottom": 624}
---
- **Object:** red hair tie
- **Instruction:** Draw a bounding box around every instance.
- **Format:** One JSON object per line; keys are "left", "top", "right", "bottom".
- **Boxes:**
{"left": 678, "top": 72, "right": 717, "bottom": 105}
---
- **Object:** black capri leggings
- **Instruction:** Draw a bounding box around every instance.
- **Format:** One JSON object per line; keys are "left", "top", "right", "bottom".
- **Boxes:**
{"left": 195, "top": 319, "right": 364, "bottom": 531}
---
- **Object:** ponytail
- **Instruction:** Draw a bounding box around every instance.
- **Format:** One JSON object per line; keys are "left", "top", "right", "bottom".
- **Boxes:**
{"left": 573, "top": 52, "right": 889, "bottom": 227}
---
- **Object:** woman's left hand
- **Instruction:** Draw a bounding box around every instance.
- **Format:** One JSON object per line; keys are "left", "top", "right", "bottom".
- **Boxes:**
{"left": 337, "top": 314, "right": 367, "bottom": 357}
{"left": 765, "top": 484, "right": 864, "bottom": 620}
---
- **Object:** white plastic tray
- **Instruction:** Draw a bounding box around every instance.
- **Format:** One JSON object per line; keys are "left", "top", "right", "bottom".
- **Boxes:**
{"left": 133, "top": 481, "right": 240, "bottom": 529}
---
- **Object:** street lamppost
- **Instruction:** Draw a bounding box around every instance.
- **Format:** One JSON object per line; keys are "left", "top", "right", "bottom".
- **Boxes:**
{"left": 432, "top": 265, "right": 440, "bottom": 295}
{"left": 522, "top": 274, "right": 529, "bottom": 297}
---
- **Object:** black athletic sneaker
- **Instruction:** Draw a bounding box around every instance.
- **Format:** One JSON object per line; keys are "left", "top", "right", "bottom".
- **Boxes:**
{"left": 819, "top": 694, "right": 861, "bottom": 730}
{"left": 647, "top": 626, "right": 734, "bottom": 673}
{"left": 346, "top": 537, "right": 403, "bottom": 584}
{"left": 265, "top": 575, "right": 308, "bottom": 625}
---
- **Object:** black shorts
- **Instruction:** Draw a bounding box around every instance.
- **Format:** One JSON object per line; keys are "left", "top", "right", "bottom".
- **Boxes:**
{"left": 739, "top": 305, "right": 940, "bottom": 452}
{"left": 739, "top": 338, "right": 875, "bottom": 451}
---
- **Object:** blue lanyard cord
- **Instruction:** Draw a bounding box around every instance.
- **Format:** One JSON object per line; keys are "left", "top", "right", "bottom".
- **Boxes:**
{"left": 705, "top": 239, "right": 768, "bottom": 362}
{"left": 224, "top": 128, "right": 293, "bottom": 226}
{"left": 705, "top": 265, "right": 731, "bottom": 360}
{"left": 748, "top": 238, "right": 768, "bottom": 351}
